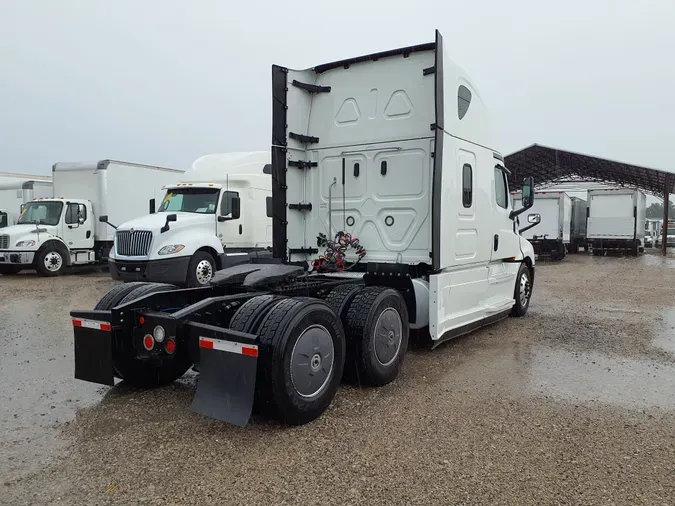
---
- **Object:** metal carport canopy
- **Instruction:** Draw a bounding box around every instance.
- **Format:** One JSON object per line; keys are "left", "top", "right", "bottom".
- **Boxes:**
{"left": 504, "top": 144, "right": 675, "bottom": 255}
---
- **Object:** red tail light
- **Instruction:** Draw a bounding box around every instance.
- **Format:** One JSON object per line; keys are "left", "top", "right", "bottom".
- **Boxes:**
{"left": 143, "top": 335, "right": 154, "bottom": 351}
{"left": 165, "top": 338, "right": 176, "bottom": 354}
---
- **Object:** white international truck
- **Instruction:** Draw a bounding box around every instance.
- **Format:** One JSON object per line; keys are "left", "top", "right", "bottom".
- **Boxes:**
{"left": 71, "top": 31, "right": 539, "bottom": 428}
{"left": 0, "top": 179, "right": 53, "bottom": 228}
{"left": 0, "top": 160, "right": 183, "bottom": 276}
{"left": 108, "top": 152, "right": 273, "bottom": 287}
{"left": 587, "top": 188, "right": 646, "bottom": 256}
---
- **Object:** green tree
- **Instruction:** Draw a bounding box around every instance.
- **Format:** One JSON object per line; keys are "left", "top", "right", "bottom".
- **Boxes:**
{"left": 646, "top": 201, "right": 675, "bottom": 219}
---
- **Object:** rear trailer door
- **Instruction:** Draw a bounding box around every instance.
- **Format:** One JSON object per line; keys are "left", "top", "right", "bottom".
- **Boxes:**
{"left": 587, "top": 193, "right": 635, "bottom": 239}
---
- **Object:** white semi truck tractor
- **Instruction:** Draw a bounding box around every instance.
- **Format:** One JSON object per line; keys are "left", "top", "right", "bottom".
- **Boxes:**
{"left": 71, "top": 31, "right": 538, "bottom": 428}
{"left": 107, "top": 152, "right": 273, "bottom": 287}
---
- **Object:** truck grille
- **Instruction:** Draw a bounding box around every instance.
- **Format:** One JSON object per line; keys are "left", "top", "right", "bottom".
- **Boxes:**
{"left": 115, "top": 230, "right": 152, "bottom": 257}
{"left": 0, "top": 235, "right": 9, "bottom": 250}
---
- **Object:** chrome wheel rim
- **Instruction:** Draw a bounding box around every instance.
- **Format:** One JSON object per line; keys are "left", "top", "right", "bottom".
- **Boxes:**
{"left": 374, "top": 307, "right": 402, "bottom": 367}
{"left": 290, "top": 324, "right": 334, "bottom": 399}
{"left": 195, "top": 259, "right": 213, "bottom": 285}
{"left": 519, "top": 272, "right": 531, "bottom": 307}
{"left": 44, "top": 251, "right": 63, "bottom": 272}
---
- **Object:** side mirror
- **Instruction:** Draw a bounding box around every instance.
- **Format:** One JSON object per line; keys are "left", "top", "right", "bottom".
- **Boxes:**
{"left": 519, "top": 213, "right": 541, "bottom": 234}
{"left": 527, "top": 213, "right": 541, "bottom": 224}
{"left": 98, "top": 215, "right": 118, "bottom": 229}
{"left": 149, "top": 198, "right": 156, "bottom": 214}
{"left": 266, "top": 196, "right": 273, "bottom": 218}
{"left": 160, "top": 214, "right": 177, "bottom": 234}
{"left": 521, "top": 176, "right": 535, "bottom": 209}
{"left": 230, "top": 197, "right": 241, "bottom": 220}
{"left": 509, "top": 176, "right": 536, "bottom": 220}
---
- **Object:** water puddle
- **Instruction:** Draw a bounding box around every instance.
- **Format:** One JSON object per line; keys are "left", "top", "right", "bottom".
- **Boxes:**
{"left": 528, "top": 347, "right": 675, "bottom": 411}
{"left": 0, "top": 298, "right": 106, "bottom": 482}
{"left": 653, "top": 308, "right": 675, "bottom": 355}
{"left": 641, "top": 252, "right": 675, "bottom": 268}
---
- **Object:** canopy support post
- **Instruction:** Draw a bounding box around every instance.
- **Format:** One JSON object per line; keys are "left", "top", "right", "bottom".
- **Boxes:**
{"left": 662, "top": 176, "right": 670, "bottom": 256}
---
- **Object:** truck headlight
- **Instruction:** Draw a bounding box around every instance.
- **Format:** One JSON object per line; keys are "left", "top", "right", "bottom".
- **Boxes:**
{"left": 158, "top": 244, "right": 185, "bottom": 255}
{"left": 15, "top": 240, "right": 35, "bottom": 247}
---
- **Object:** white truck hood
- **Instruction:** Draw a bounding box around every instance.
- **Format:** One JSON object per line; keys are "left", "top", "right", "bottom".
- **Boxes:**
{"left": 0, "top": 224, "right": 59, "bottom": 249}
{"left": 114, "top": 212, "right": 217, "bottom": 259}
{"left": 118, "top": 212, "right": 213, "bottom": 232}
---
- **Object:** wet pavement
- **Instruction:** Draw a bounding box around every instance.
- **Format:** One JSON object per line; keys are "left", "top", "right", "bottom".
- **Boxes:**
{"left": 1, "top": 252, "right": 675, "bottom": 505}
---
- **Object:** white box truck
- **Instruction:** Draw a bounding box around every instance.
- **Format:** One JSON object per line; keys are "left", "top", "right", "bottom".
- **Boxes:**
{"left": 71, "top": 30, "right": 541, "bottom": 428}
{"left": 587, "top": 188, "right": 646, "bottom": 256}
{"left": 108, "top": 152, "right": 272, "bottom": 287}
{"left": 569, "top": 196, "right": 588, "bottom": 253}
{"left": 0, "top": 179, "right": 53, "bottom": 228}
{"left": 0, "top": 160, "right": 184, "bottom": 276}
{"left": 513, "top": 191, "right": 571, "bottom": 260}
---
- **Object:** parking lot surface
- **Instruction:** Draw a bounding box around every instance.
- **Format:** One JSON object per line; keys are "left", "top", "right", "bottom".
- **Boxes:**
{"left": 1, "top": 254, "right": 675, "bottom": 505}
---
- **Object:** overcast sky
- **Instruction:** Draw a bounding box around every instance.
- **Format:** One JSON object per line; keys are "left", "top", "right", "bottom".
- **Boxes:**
{"left": 0, "top": 0, "right": 673, "bottom": 177}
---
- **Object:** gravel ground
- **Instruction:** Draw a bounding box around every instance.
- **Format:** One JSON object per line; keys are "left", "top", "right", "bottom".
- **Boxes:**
{"left": 1, "top": 253, "right": 675, "bottom": 505}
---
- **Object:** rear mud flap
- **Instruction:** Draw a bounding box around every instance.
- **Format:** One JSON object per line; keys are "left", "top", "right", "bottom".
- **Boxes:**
{"left": 73, "top": 323, "right": 115, "bottom": 386}
{"left": 190, "top": 336, "right": 258, "bottom": 427}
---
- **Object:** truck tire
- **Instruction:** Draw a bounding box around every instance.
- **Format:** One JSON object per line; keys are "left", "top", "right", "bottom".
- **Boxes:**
{"left": 186, "top": 251, "right": 216, "bottom": 287}
{"left": 229, "top": 294, "right": 286, "bottom": 334}
{"left": 324, "top": 283, "right": 363, "bottom": 322}
{"left": 98, "top": 282, "right": 191, "bottom": 387}
{"left": 255, "top": 297, "right": 346, "bottom": 425}
{"left": 344, "top": 286, "right": 410, "bottom": 387}
{"left": 0, "top": 265, "right": 22, "bottom": 275}
{"left": 35, "top": 243, "right": 68, "bottom": 277}
{"left": 94, "top": 282, "right": 147, "bottom": 310}
{"left": 510, "top": 263, "right": 532, "bottom": 317}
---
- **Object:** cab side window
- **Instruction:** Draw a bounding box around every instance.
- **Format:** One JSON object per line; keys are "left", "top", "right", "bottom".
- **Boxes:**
{"left": 65, "top": 203, "right": 87, "bottom": 224}
{"left": 220, "top": 191, "right": 239, "bottom": 218}
{"left": 494, "top": 166, "right": 508, "bottom": 209}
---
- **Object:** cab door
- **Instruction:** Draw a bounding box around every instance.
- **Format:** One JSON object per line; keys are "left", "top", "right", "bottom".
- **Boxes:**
{"left": 487, "top": 165, "right": 519, "bottom": 310}
{"left": 216, "top": 190, "right": 243, "bottom": 248}
{"left": 64, "top": 202, "right": 94, "bottom": 250}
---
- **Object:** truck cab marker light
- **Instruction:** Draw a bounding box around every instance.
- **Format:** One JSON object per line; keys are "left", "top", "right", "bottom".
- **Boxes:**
{"left": 198, "top": 336, "right": 258, "bottom": 357}
{"left": 72, "top": 319, "right": 111, "bottom": 332}
{"left": 143, "top": 335, "right": 154, "bottom": 351}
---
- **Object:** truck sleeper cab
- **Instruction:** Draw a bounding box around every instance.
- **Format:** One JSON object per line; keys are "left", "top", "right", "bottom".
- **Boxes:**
{"left": 71, "top": 31, "right": 537, "bottom": 427}
{"left": 109, "top": 152, "right": 273, "bottom": 287}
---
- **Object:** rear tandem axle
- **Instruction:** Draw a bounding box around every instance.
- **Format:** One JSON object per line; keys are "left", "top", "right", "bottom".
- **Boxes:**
{"left": 72, "top": 263, "right": 411, "bottom": 426}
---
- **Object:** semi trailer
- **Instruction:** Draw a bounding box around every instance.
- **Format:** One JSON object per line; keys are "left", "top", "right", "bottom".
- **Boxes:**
{"left": 587, "top": 188, "right": 646, "bottom": 256}
{"left": 513, "top": 191, "right": 571, "bottom": 260}
{"left": 71, "top": 31, "right": 537, "bottom": 427}
{"left": 0, "top": 160, "right": 183, "bottom": 276}
{"left": 108, "top": 152, "right": 273, "bottom": 287}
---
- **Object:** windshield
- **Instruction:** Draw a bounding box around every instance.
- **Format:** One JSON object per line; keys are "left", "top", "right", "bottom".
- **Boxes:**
{"left": 158, "top": 188, "right": 219, "bottom": 214}
{"left": 17, "top": 201, "right": 63, "bottom": 226}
